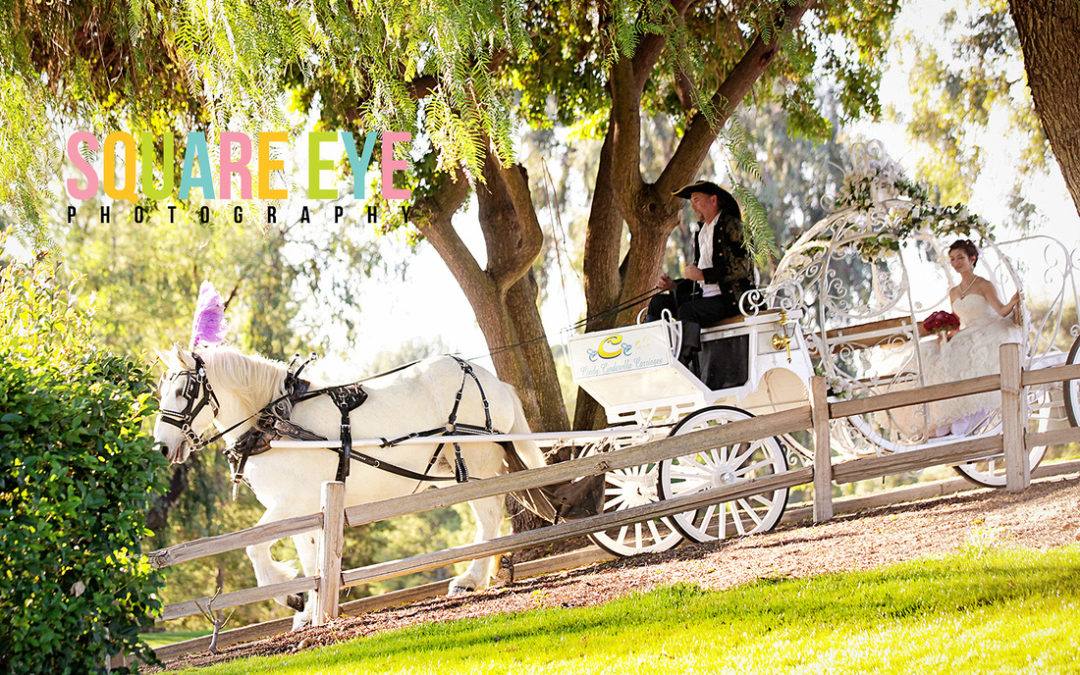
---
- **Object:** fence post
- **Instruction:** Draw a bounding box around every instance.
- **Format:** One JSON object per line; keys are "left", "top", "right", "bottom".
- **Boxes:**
{"left": 810, "top": 375, "right": 834, "bottom": 522}
{"left": 1000, "top": 342, "right": 1028, "bottom": 491}
{"left": 313, "top": 481, "right": 345, "bottom": 626}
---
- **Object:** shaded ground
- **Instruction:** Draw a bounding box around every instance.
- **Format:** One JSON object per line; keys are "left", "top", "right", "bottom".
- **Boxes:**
{"left": 162, "top": 475, "right": 1080, "bottom": 671}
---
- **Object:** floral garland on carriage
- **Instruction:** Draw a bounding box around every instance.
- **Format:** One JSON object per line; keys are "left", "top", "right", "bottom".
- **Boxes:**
{"left": 750, "top": 141, "right": 1079, "bottom": 481}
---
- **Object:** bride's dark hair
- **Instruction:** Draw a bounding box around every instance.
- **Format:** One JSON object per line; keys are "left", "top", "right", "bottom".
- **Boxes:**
{"left": 949, "top": 239, "right": 979, "bottom": 267}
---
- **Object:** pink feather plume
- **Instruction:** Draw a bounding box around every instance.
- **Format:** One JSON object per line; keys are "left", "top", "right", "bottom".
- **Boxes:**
{"left": 190, "top": 281, "right": 229, "bottom": 348}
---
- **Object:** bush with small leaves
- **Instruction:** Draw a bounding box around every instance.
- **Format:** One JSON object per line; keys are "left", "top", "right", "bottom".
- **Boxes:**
{"left": 0, "top": 253, "right": 167, "bottom": 674}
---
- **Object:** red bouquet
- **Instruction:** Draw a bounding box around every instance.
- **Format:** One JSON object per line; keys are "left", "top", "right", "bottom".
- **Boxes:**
{"left": 923, "top": 310, "right": 960, "bottom": 335}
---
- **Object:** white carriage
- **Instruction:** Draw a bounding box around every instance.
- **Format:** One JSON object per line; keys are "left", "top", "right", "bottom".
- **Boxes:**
{"left": 566, "top": 143, "right": 1080, "bottom": 557}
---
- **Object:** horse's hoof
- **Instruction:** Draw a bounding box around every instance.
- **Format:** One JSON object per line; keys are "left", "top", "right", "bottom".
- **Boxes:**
{"left": 447, "top": 583, "right": 475, "bottom": 595}
{"left": 286, "top": 593, "right": 306, "bottom": 611}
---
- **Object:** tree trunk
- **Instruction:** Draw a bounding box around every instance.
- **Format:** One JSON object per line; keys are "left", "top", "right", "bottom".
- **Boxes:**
{"left": 574, "top": 1, "right": 815, "bottom": 433}
{"left": 418, "top": 149, "right": 568, "bottom": 432}
{"left": 574, "top": 134, "right": 626, "bottom": 431}
{"left": 506, "top": 270, "right": 570, "bottom": 432}
{"left": 1009, "top": 0, "right": 1080, "bottom": 219}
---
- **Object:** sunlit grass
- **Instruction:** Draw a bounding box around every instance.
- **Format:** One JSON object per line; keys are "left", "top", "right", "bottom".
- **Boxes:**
{"left": 178, "top": 545, "right": 1080, "bottom": 674}
{"left": 140, "top": 629, "right": 211, "bottom": 649}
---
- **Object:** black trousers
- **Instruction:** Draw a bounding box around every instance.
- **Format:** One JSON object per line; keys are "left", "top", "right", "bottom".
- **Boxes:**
{"left": 645, "top": 279, "right": 738, "bottom": 325}
{"left": 645, "top": 280, "right": 748, "bottom": 387}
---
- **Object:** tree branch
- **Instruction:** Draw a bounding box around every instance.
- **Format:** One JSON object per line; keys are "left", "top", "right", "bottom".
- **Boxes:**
{"left": 477, "top": 149, "right": 542, "bottom": 294}
{"left": 582, "top": 133, "right": 624, "bottom": 331}
{"left": 656, "top": 0, "right": 813, "bottom": 196}
{"left": 609, "top": 0, "right": 697, "bottom": 224}
{"left": 495, "top": 160, "right": 545, "bottom": 285}
{"left": 609, "top": 51, "right": 644, "bottom": 214}
{"left": 414, "top": 169, "right": 490, "bottom": 300}
{"left": 630, "top": 0, "right": 694, "bottom": 93}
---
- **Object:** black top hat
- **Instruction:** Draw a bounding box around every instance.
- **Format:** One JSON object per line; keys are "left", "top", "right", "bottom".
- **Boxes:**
{"left": 673, "top": 180, "right": 741, "bottom": 221}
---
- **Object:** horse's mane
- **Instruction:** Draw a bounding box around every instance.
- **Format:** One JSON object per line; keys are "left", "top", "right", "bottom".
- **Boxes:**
{"left": 200, "top": 347, "right": 288, "bottom": 410}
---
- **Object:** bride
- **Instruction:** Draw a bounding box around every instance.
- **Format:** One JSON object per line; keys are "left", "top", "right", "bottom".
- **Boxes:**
{"left": 922, "top": 239, "right": 1022, "bottom": 435}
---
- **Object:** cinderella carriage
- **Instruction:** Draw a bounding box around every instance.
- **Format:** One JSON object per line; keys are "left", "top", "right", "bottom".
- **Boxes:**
{"left": 566, "top": 142, "right": 1080, "bottom": 556}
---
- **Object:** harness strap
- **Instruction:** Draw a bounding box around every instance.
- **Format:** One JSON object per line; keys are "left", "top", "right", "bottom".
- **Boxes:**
{"left": 348, "top": 449, "right": 457, "bottom": 482}
{"left": 158, "top": 353, "right": 220, "bottom": 446}
{"left": 447, "top": 356, "right": 494, "bottom": 434}
{"left": 222, "top": 356, "right": 494, "bottom": 489}
{"left": 325, "top": 383, "right": 368, "bottom": 482}
{"left": 379, "top": 427, "right": 447, "bottom": 448}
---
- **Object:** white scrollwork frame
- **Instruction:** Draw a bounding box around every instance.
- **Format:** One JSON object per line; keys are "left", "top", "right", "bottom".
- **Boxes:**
{"left": 758, "top": 141, "right": 1080, "bottom": 456}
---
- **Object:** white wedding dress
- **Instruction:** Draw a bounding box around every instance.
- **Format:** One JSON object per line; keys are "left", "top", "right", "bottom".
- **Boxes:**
{"left": 920, "top": 293, "right": 1022, "bottom": 434}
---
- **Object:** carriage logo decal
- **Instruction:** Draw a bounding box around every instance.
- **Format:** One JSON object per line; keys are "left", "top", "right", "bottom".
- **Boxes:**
{"left": 594, "top": 335, "right": 633, "bottom": 360}
{"left": 569, "top": 324, "right": 673, "bottom": 378}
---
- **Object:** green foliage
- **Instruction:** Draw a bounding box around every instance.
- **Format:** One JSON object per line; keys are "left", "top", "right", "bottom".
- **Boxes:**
{"left": 737, "top": 101, "right": 850, "bottom": 252}
{"left": 0, "top": 253, "right": 168, "bottom": 674}
{"left": 3, "top": 0, "right": 909, "bottom": 278}
{"left": 0, "top": 76, "right": 55, "bottom": 237}
{"left": 0, "top": 1, "right": 199, "bottom": 228}
{"left": 900, "top": 2, "right": 1049, "bottom": 217}
{"left": 180, "top": 544, "right": 1080, "bottom": 674}
{"left": 50, "top": 193, "right": 335, "bottom": 359}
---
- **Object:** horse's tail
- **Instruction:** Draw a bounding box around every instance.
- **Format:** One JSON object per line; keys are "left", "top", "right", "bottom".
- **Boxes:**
{"left": 502, "top": 389, "right": 559, "bottom": 523}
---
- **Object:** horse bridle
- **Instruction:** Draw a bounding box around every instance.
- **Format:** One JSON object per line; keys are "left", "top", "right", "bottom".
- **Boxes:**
{"left": 158, "top": 352, "right": 221, "bottom": 450}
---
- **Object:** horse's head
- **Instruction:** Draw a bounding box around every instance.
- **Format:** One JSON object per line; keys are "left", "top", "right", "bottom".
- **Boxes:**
{"left": 153, "top": 346, "right": 220, "bottom": 464}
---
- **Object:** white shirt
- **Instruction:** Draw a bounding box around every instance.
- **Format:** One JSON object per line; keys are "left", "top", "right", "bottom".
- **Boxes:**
{"left": 696, "top": 214, "right": 721, "bottom": 298}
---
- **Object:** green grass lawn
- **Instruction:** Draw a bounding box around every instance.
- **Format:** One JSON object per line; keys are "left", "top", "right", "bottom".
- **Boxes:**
{"left": 177, "top": 544, "right": 1080, "bottom": 674}
{"left": 141, "top": 629, "right": 211, "bottom": 649}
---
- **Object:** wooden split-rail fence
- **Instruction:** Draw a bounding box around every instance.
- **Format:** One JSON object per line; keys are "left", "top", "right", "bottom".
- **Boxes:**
{"left": 144, "top": 343, "right": 1080, "bottom": 657}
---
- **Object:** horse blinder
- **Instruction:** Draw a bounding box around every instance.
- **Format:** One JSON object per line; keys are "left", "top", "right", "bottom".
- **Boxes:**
{"left": 158, "top": 354, "right": 220, "bottom": 451}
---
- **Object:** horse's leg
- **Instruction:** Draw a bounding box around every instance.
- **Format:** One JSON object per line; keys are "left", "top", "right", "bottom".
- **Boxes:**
{"left": 245, "top": 509, "right": 302, "bottom": 611}
{"left": 289, "top": 530, "right": 320, "bottom": 629}
{"left": 449, "top": 495, "right": 504, "bottom": 594}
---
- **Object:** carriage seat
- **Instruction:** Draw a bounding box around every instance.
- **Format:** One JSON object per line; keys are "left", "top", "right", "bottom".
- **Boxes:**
{"left": 807, "top": 317, "right": 929, "bottom": 359}
{"left": 701, "top": 308, "right": 784, "bottom": 330}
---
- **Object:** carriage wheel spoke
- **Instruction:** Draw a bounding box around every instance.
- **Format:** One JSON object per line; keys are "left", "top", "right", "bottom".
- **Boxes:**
{"left": 634, "top": 523, "right": 643, "bottom": 550}
{"left": 751, "top": 494, "right": 773, "bottom": 508}
{"left": 647, "top": 519, "right": 663, "bottom": 545}
{"left": 730, "top": 502, "right": 747, "bottom": 535}
{"left": 615, "top": 525, "right": 628, "bottom": 546}
{"left": 670, "top": 476, "right": 710, "bottom": 493}
{"left": 670, "top": 464, "right": 710, "bottom": 479}
{"left": 738, "top": 499, "right": 763, "bottom": 527}
{"left": 728, "top": 442, "right": 763, "bottom": 469}
{"left": 715, "top": 444, "right": 728, "bottom": 464}
{"left": 735, "top": 458, "right": 777, "bottom": 477}
{"left": 698, "top": 504, "right": 716, "bottom": 535}
{"left": 604, "top": 495, "right": 626, "bottom": 510}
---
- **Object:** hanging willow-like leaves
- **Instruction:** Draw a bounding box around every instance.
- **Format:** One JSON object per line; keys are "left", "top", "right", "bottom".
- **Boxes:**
{"left": 0, "top": 0, "right": 540, "bottom": 231}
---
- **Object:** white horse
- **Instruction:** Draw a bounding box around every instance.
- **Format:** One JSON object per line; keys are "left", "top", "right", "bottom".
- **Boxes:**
{"left": 152, "top": 346, "right": 554, "bottom": 628}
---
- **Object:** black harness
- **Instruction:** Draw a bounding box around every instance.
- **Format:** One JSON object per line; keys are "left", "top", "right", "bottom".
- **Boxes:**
{"left": 158, "top": 353, "right": 221, "bottom": 448}
{"left": 160, "top": 353, "right": 497, "bottom": 493}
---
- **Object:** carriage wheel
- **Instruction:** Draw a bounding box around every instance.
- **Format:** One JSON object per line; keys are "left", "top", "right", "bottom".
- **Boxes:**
{"left": 657, "top": 406, "right": 789, "bottom": 544}
{"left": 576, "top": 447, "right": 684, "bottom": 557}
{"left": 1064, "top": 334, "right": 1080, "bottom": 428}
{"left": 952, "top": 383, "right": 1057, "bottom": 487}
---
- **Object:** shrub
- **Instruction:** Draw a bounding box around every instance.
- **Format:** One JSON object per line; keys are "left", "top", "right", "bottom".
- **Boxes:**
{"left": 0, "top": 254, "right": 167, "bottom": 674}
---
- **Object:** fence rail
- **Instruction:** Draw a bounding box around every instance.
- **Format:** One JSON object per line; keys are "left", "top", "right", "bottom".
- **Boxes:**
{"left": 146, "top": 344, "right": 1080, "bottom": 644}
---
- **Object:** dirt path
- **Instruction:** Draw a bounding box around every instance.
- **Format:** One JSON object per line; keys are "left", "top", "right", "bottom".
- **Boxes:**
{"left": 162, "top": 475, "right": 1080, "bottom": 670}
